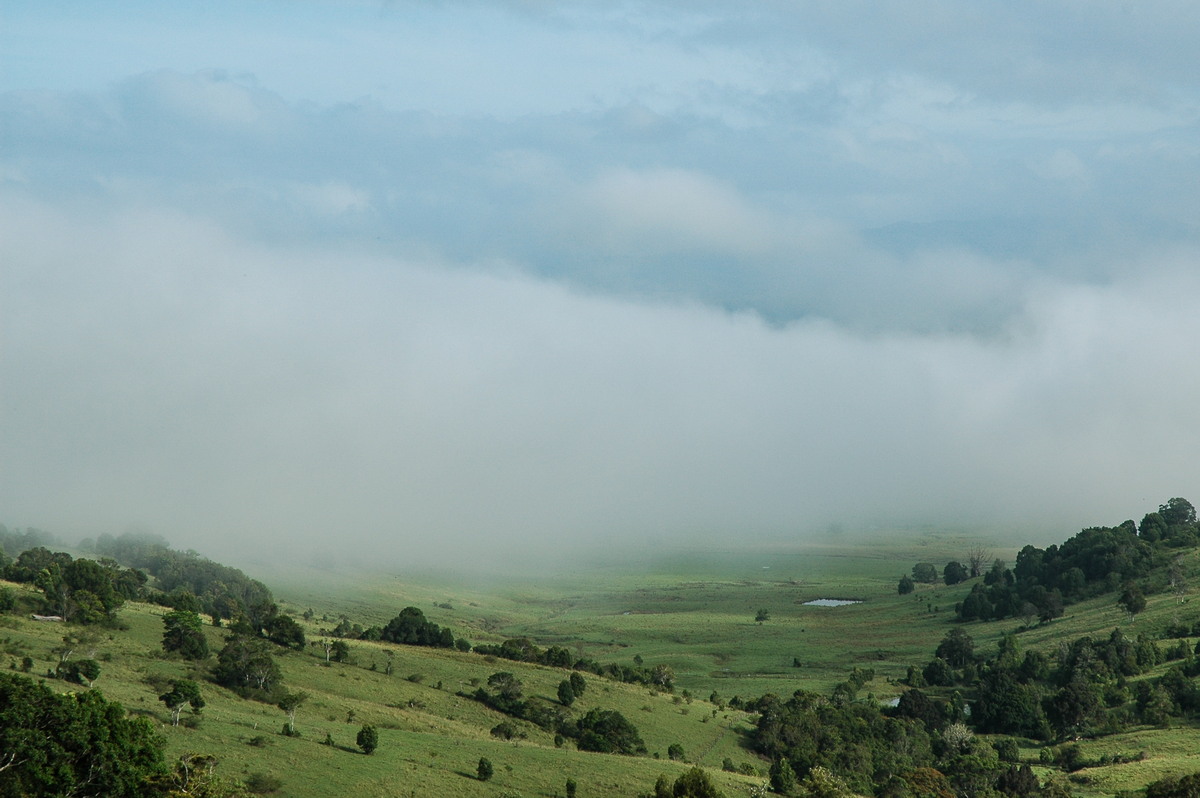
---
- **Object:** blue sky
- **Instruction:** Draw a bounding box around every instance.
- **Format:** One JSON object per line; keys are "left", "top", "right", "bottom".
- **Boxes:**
{"left": 3, "top": 2, "right": 1200, "bottom": 566}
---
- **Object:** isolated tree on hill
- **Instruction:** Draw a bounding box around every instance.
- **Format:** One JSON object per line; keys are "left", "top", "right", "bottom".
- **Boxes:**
{"left": 162, "top": 609, "right": 209, "bottom": 659}
{"left": 477, "top": 757, "right": 494, "bottom": 781}
{"left": 356, "top": 724, "right": 378, "bottom": 754}
{"left": 558, "top": 679, "right": 576, "bottom": 706}
{"left": 159, "top": 679, "right": 205, "bottom": 727}
{"left": 487, "top": 671, "right": 524, "bottom": 702}
{"left": 898, "top": 575, "right": 915, "bottom": 595}
{"left": 912, "top": 563, "right": 939, "bottom": 584}
{"left": 569, "top": 671, "right": 587, "bottom": 696}
{"left": 943, "top": 561, "right": 969, "bottom": 585}
{"left": 277, "top": 690, "right": 309, "bottom": 735}
{"left": 755, "top": 608, "right": 770, "bottom": 624}
{"left": 1119, "top": 584, "right": 1147, "bottom": 622}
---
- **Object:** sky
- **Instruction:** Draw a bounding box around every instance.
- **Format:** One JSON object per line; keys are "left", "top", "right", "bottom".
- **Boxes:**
{"left": 3, "top": 2, "right": 1200, "bottom": 569}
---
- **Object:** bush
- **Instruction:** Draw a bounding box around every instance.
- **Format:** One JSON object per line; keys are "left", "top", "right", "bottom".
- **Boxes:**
{"left": 245, "top": 772, "right": 283, "bottom": 794}
{"left": 478, "top": 757, "right": 494, "bottom": 781}
{"left": 357, "top": 724, "right": 378, "bottom": 755}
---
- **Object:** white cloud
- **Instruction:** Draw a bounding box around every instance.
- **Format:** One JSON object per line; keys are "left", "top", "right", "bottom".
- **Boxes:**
{"left": 3, "top": 199, "right": 1199, "bottom": 568}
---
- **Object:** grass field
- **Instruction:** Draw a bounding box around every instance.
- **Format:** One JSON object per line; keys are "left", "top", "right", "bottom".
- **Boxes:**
{"left": 7, "top": 531, "right": 1200, "bottom": 796}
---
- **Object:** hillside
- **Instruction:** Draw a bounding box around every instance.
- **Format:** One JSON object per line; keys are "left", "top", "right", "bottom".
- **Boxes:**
{"left": 3, "top": 503, "right": 1200, "bottom": 796}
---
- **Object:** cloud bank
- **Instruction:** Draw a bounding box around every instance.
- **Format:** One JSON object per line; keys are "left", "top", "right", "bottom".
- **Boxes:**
{"left": 2, "top": 2, "right": 1199, "bottom": 567}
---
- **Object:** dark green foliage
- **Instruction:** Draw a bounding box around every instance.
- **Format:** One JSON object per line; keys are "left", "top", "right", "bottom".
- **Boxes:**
{"left": 330, "top": 640, "right": 350, "bottom": 662}
{"left": 264, "top": 614, "right": 305, "bottom": 650}
{"left": 380, "top": 606, "right": 454, "bottom": 648}
{"left": 575, "top": 708, "right": 646, "bottom": 755}
{"left": 566, "top": 777, "right": 577, "bottom": 798}
{"left": 59, "top": 658, "right": 101, "bottom": 686}
{"left": 768, "top": 758, "right": 796, "bottom": 794}
{"left": 0, "top": 587, "right": 16, "bottom": 613}
{"left": 995, "top": 764, "right": 1039, "bottom": 797}
{"left": 159, "top": 678, "right": 205, "bottom": 726}
{"left": 912, "top": 563, "right": 938, "bottom": 583}
{"left": 670, "top": 767, "right": 723, "bottom": 797}
{"left": 569, "top": 671, "right": 587, "bottom": 696}
{"left": 755, "top": 608, "right": 770, "bottom": 623}
{"left": 477, "top": 757, "right": 494, "bottom": 781}
{"left": 755, "top": 688, "right": 935, "bottom": 795}
{"left": 491, "top": 721, "right": 520, "bottom": 740}
{"left": 0, "top": 671, "right": 165, "bottom": 796}
{"left": 93, "top": 532, "right": 273, "bottom": 623}
{"left": 942, "top": 561, "right": 968, "bottom": 585}
{"left": 5, "top": 549, "right": 144, "bottom": 623}
{"left": 245, "top": 772, "right": 284, "bottom": 794}
{"left": 934, "top": 629, "right": 975, "bottom": 669}
{"left": 898, "top": 575, "right": 915, "bottom": 595}
{"left": 162, "top": 609, "right": 209, "bottom": 659}
{"left": 558, "top": 679, "right": 576, "bottom": 706}
{"left": 668, "top": 743, "right": 685, "bottom": 761}
{"left": 1146, "top": 770, "right": 1200, "bottom": 798}
{"left": 213, "top": 634, "right": 281, "bottom": 695}
{"left": 356, "top": 724, "right": 378, "bottom": 754}
{"left": 1118, "top": 583, "right": 1147, "bottom": 620}
{"left": 956, "top": 501, "right": 1188, "bottom": 622}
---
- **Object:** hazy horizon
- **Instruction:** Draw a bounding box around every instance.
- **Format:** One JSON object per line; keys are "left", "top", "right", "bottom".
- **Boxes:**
{"left": 3, "top": 3, "right": 1199, "bottom": 570}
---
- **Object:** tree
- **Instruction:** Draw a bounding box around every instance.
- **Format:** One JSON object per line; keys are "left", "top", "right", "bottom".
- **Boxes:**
{"left": 0, "top": 672, "right": 166, "bottom": 796}
{"left": 265, "top": 614, "right": 305, "bottom": 650}
{"left": 1118, "top": 583, "right": 1147, "bottom": 622}
{"left": 356, "top": 724, "right": 378, "bottom": 754}
{"left": 213, "top": 634, "right": 281, "bottom": 694}
{"left": 966, "top": 546, "right": 991, "bottom": 578}
{"left": 277, "top": 690, "right": 309, "bottom": 735}
{"left": 60, "top": 658, "right": 101, "bottom": 686}
{"left": 159, "top": 679, "right": 205, "bottom": 727}
{"left": 898, "top": 575, "right": 915, "bottom": 595}
{"left": 477, "top": 757, "right": 494, "bottom": 781}
{"left": 912, "top": 563, "right": 939, "bottom": 584}
{"left": 668, "top": 743, "right": 686, "bottom": 761}
{"left": 569, "top": 671, "right": 587, "bottom": 696}
{"left": 671, "top": 767, "right": 724, "bottom": 797}
{"left": 558, "top": 679, "right": 576, "bottom": 706}
{"left": 935, "top": 628, "right": 975, "bottom": 669}
{"left": 755, "top": 608, "right": 771, "bottom": 624}
{"left": 162, "top": 609, "right": 209, "bottom": 659}
{"left": 942, "top": 561, "right": 968, "bottom": 586}
{"left": 769, "top": 758, "right": 796, "bottom": 794}
{"left": 566, "top": 777, "right": 578, "bottom": 798}
{"left": 575, "top": 708, "right": 646, "bottom": 755}
{"left": 487, "top": 671, "right": 524, "bottom": 702}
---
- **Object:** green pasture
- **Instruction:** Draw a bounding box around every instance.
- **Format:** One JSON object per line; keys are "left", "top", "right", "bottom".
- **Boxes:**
{"left": 8, "top": 530, "right": 1200, "bottom": 796}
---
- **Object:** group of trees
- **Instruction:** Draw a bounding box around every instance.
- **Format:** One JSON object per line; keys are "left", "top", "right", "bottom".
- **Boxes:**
{"left": 1, "top": 547, "right": 146, "bottom": 624}
{"left": 467, "top": 669, "right": 644, "bottom": 755}
{"left": 896, "top": 500, "right": 1195, "bottom": 626}
{"left": 0, "top": 671, "right": 167, "bottom": 797}
{"left": 90, "top": 532, "right": 275, "bottom": 625}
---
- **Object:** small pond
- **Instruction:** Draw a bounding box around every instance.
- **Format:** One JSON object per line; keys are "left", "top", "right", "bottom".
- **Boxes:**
{"left": 802, "top": 599, "right": 862, "bottom": 607}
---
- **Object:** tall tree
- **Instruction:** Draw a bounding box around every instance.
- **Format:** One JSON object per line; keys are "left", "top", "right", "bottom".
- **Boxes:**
{"left": 162, "top": 609, "right": 209, "bottom": 659}
{"left": 277, "top": 691, "right": 309, "bottom": 735}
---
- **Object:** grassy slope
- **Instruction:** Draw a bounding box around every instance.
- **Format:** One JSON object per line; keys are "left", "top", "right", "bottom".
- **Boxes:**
{"left": 5, "top": 533, "right": 1200, "bottom": 796}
